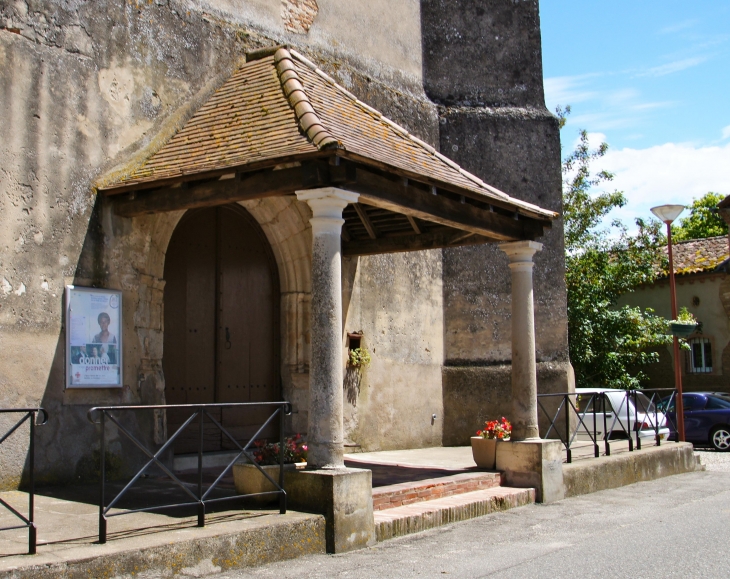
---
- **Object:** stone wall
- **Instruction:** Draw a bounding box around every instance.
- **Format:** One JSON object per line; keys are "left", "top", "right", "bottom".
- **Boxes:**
{"left": 0, "top": 0, "right": 441, "bottom": 486}
{"left": 421, "top": 0, "right": 572, "bottom": 444}
{"left": 0, "top": 0, "right": 568, "bottom": 485}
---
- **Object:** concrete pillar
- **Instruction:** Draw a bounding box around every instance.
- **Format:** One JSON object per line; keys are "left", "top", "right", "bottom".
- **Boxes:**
{"left": 500, "top": 240, "right": 543, "bottom": 441}
{"left": 296, "top": 187, "right": 359, "bottom": 469}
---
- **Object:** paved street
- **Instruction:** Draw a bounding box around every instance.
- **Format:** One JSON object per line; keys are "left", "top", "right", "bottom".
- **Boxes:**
{"left": 180, "top": 451, "right": 730, "bottom": 579}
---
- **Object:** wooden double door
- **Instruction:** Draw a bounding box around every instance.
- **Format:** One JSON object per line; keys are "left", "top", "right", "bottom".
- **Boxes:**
{"left": 163, "top": 205, "right": 279, "bottom": 454}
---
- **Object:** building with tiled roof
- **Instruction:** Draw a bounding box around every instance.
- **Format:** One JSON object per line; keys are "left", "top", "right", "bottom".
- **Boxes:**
{"left": 621, "top": 228, "right": 730, "bottom": 394}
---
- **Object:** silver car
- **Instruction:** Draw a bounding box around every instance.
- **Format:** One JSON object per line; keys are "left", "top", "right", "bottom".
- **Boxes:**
{"left": 574, "top": 388, "right": 671, "bottom": 442}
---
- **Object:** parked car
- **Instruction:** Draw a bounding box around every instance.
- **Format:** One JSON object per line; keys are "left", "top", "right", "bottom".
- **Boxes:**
{"left": 574, "top": 388, "right": 670, "bottom": 443}
{"left": 659, "top": 392, "right": 730, "bottom": 451}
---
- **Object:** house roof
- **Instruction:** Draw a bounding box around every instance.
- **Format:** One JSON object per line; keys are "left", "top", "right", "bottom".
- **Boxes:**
{"left": 97, "top": 47, "right": 555, "bottom": 223}
{"left": 661, "top": 235, "right": 729, "bottom": 276}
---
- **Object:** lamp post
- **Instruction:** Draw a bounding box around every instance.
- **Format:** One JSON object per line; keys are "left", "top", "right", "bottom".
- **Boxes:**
{"left": 650, "top": 204, "right": 686, "bottom": 442}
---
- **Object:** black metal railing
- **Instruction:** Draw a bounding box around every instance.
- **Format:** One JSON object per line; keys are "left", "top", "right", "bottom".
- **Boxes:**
{"left": 87, "top": 401, "right": 291, "bottom": 544}
{"left": 537, "top": 389, "right": 677, "bottom": 463}
{"left": 0, "top": 407, "right": 48, "bottom": 554}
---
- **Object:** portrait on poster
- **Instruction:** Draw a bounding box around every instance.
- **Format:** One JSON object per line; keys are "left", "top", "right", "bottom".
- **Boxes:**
{"left": 65, "top": 286, "right": 123, "bottom": 388}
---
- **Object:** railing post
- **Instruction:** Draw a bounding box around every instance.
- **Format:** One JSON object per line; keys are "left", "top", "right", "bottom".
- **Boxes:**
{"left": 99, "top": 411, "right": 107, "bottom": 544}
{"left": 564, "top": 394, "right": 572, "bottom": 464}
{"left": 29, "top": 411, "right": 37, "bottom": 555}
{"left": 592, "top": 394, "right": 599, "bottom": 458}
{"left": 279, "top": 408, "right": 287, "bottom": 514}
{"left": 197, "top": 407, "right": 205, "bottom": 528}
{"left": 627, "top": 391, "right": 634, "bottom": 452}
{"left": 603, "top": 394, "right": 610, "bottom": 456}
{"left": 634, "top": 391, "right": 641, "bottom": 450}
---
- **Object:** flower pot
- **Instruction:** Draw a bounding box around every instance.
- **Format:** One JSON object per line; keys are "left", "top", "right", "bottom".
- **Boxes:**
{"left": 232, "top": 462, "right": 305, "bottom": 504}
{"left": 670, "top": 322, "right": 697, "bottom": 338}
{"left": 471, "top": 437, "right": 498, "bottom": 469}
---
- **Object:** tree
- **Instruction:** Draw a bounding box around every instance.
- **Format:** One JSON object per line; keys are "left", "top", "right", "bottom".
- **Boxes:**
{"left": 671, "top": 192, "right": 727, "bottom": 241}
{"left": 559, "top": 111, "right": 672, "bottom": 389}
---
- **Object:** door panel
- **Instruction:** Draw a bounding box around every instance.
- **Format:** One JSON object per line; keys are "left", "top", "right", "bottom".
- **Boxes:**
{"left": 163, "top": 206, "right": 280, "bottom": 455}
{"left": 217, "top": 207, "right": 278, "bottom": 448}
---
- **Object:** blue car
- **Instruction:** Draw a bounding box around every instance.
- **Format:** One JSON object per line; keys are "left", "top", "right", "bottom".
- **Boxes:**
{"left": 661, "top": 392, "right": 730, "bottom": 451}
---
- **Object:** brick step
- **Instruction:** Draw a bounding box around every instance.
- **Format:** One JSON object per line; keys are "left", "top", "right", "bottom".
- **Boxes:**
{"left": 374, "top": 486, "right": 535, "bottom": 542}
{"left": 372, "top": 471, "right": 502, "bottom": 511}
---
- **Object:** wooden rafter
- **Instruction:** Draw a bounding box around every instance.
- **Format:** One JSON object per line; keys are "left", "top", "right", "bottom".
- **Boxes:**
{"left": 353, "top": 203, "right": 378, "bottom": 239}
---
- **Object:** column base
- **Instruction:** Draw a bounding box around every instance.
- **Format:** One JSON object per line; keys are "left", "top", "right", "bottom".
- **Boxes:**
{"left": 285, "top": 467, "right": 375, "bottom": 553}
{"left": 495, "top": 439, "right": 564, "bottom": 503}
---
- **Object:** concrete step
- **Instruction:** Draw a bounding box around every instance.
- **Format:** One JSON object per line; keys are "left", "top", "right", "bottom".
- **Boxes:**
{"left": 374, "top": 486, "right": 535, "bottom": 542}
{"left": 372, "top": 471, "right": 502, "bottom": 511}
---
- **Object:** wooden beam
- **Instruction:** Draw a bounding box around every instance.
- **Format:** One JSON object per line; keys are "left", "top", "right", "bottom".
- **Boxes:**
{"left": 343, "top": 228, "right": 493, "bottom": 256}
{"left": 341, "top": 225, "right": 351, "bottom": 242}
{"left": 348, "top": 168, "right": 546, "bottom": 241}
{"left": 353, "top": 203, "right": 378, "bottom": 239}
{"left": 113, "top": 164, "right": 329, "bottom": 217}
{"left": 406, "top": 215, "right": 421, "bottom": 234}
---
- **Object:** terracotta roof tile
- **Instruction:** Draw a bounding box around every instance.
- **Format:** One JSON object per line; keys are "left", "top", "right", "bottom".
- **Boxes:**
{"left": 661, "top": 235, "right": 729, "bottom": 275}
{"left": 99, "top": 47, "right": 555, "bottom": 221}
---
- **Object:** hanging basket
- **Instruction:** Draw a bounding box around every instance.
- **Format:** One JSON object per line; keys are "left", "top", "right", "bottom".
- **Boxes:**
{"left": 670, "top": 322, "right": 697, "bottom": 338}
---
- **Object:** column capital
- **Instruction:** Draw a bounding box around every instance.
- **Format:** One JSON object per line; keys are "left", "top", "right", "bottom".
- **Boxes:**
{"left": 296, "top": 187, "right": 359, "bottom": 213}
{"left": 296, "top": 188, "right": 359, "bottom": 235}
{"left": 500, "top": 240, "right": 543, "bottom": 266}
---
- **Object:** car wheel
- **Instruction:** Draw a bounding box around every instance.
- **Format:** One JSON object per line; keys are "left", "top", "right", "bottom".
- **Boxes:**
{"left": 710, "top": 427, "right": 730, "bottom": 452}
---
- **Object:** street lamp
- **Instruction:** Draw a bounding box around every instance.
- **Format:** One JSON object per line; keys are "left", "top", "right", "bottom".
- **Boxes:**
{"left": 650, "top": 204, "right": 686, "bottom": 442}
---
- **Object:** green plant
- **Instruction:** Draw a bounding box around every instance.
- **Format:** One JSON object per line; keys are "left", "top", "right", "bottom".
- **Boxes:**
{"left": 348, "top": 347, "right": 371, "bottom": 368}
{"left": 672, "top": 307, "right": 697, "bottom": 324}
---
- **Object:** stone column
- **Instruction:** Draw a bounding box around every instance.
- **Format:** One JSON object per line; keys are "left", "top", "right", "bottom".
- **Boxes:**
{"left": 296, "top": 187, "right": 359, "bottom": 469}
{"left": 500, "top": 240, "right": 543, "bottom": 441}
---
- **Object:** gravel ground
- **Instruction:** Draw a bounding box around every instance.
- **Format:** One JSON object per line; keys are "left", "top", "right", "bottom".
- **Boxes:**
{"left": 695, "top": 448, "right": 730, "bottom": 471}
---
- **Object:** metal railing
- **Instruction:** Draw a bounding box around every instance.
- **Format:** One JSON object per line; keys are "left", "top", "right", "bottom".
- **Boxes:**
{"left": 0, "top": 407, "right": 48, "bottom": 554}
{"left": 537, "top": 389, "right": 677, "bottom": 463}
{"left": 87, "top": 401, "right": 291, "bottom": 544}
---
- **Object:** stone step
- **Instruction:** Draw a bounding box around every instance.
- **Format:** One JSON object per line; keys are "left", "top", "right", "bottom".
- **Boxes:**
{"left": 372, "top": 471, "right": 502, "bottom": 511}
{"left": 374, "top": 486, "right": 535, "bottom": 542}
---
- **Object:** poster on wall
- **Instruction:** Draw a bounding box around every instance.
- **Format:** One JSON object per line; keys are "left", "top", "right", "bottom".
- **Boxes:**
{"left": 65, "top": 286, "right": 123, "bottom": 388}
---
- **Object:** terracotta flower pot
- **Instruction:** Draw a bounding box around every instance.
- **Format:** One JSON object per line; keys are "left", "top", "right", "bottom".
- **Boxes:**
{"left": 232, "top": 462, "right": 305, "bottom": 504}
{"left": 471, "top": 436, "right": 498, "bottom": 469}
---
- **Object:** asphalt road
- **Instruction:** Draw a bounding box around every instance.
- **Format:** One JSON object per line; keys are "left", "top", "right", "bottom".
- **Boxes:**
{"left": 192, "top": 453, "right": 730, "bottom": 579}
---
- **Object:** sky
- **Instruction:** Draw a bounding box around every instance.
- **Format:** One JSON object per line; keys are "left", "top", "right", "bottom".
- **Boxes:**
{"left": 539, "top": 1, "right": 730, "bottom": 230}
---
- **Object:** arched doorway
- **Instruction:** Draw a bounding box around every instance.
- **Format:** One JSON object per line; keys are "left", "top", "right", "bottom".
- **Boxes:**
{"left": 163, "top": 205, "right": 280, "bottom": 454}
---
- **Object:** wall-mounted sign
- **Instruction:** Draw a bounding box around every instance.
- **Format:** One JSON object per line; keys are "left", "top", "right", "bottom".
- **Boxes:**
{"left": 65, "top": 286, "right": 123, "bottom": 388}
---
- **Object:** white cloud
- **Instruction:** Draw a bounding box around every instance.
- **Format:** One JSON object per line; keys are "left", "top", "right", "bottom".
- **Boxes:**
{"left": 722, "top": 125, "right": 730, "bottom": 140}
{"left": 638, "top": 56, "right": 708, "bottom": 77}
{"left": 590, "top": 142, "right": 730, "bottom": 230}
{"left": 658, "top": 20, "right": 698, "bottom": 35}
{"left": 543, "top": 75, "right": 600, "bottom": 107}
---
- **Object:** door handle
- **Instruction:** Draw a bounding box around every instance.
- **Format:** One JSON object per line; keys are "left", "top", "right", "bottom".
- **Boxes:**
{"left": 225, "top": 327, "right": 232, "bottom": 350}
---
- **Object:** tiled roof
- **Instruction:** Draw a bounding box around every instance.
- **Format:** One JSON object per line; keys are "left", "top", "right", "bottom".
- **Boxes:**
{"left": 662, "top": 235, "right": 729, "bottom": 275}
{"left": 98, "top": 47, "right": 555, "bottom": 221}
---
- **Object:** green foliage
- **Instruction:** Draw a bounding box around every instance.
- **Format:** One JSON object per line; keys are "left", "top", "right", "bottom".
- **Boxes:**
{"left": 560, "top": 116, "right": 672, "bottom": 389}
{"left": 671, "top": 192, "right": 727, "bottom": 241}
{"left": 348, "top": 347, "right": 371, "bottom": 368}
{"left": 673, "top": 307, "right": 697, "bottom": 324}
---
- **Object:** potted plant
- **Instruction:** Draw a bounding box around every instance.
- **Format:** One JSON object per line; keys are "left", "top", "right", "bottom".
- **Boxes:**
{"left": 348, "top": 347, "right": 371, "bottom": 369}
{"left": 233, "top": 434, "right": 308, "bottom": 503}
{"left": 471, "top": 417, "right": 512, "bottom": 469}
{"left": 670, "top": 307, "right": 698, "bottom": 338}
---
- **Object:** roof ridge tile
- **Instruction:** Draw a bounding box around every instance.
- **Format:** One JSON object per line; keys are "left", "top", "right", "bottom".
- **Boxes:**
{"left": 274, "top": 47, "right": 341, "bottom": 150}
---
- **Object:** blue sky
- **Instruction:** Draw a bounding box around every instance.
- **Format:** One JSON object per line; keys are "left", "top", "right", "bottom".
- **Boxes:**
{"left": 540, "top": 1, "right": 730, "bottom": 229}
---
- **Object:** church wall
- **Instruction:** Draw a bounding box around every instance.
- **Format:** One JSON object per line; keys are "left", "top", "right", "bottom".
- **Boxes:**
{"left": 0, "top": 0, "right": 441, "bottom": 486}
{"left": 421, "top": 0, "right": 572, "bottom": 443}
